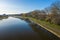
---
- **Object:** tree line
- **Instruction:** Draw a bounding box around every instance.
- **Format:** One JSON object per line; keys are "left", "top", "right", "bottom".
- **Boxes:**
{"left": 20, "top": 1, "right": 60, "bottom": 25}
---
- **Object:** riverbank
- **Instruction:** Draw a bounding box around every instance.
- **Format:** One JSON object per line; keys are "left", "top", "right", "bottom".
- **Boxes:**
{"left": 30, "top": 18, "right": 60, "bottom": 38}
{"left": 0, "top": 16, "right": 8, "bottom": 20}
{"left": 20, "top": 17, "right": 60, "bottom": 38}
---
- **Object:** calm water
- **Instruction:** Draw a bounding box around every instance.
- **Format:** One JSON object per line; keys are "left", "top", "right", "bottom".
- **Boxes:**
{"left": 0, "top": 17, "right": 60, "bottom": 40}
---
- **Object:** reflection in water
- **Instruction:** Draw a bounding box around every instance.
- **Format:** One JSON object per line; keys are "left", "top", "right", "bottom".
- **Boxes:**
{"left": 0, "top": 16, "right": 8, "bottom": 20}
{"left": 29, "top": 23, "right": 60, "bottom": 40}
{"left": 0, "top": 17, "right": 60, "bottom": 40}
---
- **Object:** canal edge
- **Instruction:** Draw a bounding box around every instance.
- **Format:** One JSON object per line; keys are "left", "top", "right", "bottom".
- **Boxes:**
{"left": 29, "top": 19, "right": 60, "bottom": 38}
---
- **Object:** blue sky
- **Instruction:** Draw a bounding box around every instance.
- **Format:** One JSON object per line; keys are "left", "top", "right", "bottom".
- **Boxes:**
{"left": 0, "top": 0, "right": 58, "bottom": 15}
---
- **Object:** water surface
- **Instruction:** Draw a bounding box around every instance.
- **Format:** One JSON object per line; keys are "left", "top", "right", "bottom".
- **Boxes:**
{"left": 0, "top": 17, "right": 60, "bottom": 40}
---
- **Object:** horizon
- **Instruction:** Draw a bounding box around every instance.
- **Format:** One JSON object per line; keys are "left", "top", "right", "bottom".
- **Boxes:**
{"left": 0, "top": 0, "right": 58, "bottom": 15}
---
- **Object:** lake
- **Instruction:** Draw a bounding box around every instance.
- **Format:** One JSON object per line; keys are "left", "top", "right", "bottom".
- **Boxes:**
{"left": 0, "top": 17, "right": 60, "bottom": 40}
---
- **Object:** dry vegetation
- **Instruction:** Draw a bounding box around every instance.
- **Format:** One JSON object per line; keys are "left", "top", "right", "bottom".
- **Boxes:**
{"left": 21, "top": 1, "right": 60, "bottom": 25}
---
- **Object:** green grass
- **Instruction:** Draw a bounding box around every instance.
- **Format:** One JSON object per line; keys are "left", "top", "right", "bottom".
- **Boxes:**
{"left": 30, "top": 17, "right": 60, "bottom": 30}
{"left": 22, "top": 16, "right": 60, "bottom": 30}
{"left": 21, "top": 16, "right": 60, "bottom": 35}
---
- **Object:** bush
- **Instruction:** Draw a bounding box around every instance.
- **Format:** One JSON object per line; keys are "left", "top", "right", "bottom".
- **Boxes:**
{"left": 51, "top": 17, "right": 60, "bottom": 25}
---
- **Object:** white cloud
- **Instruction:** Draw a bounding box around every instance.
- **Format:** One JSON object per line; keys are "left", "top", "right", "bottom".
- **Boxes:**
{"left": 0, "top": 0, "right": 27, "bottom": 15}
{"left": 0, "top": 0, "right": 18, "bottom": 15}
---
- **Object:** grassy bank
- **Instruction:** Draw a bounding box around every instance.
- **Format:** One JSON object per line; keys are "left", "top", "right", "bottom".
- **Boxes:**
{"left": 30, "top": 18, "right": 60, "bottom": 30}
{"left": 30, "top": 17, "right": 60, "bottom": 38}
{"left": 22, "top": 16, "right": 60, "bottom": 38}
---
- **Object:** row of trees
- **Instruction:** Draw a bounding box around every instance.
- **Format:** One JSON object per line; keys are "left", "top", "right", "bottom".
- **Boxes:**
{"left": 45, "top": 1, "right": 60, "bottom": 25}
{"left": 21, "top": 1, "right": 60, "bottom": 25}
